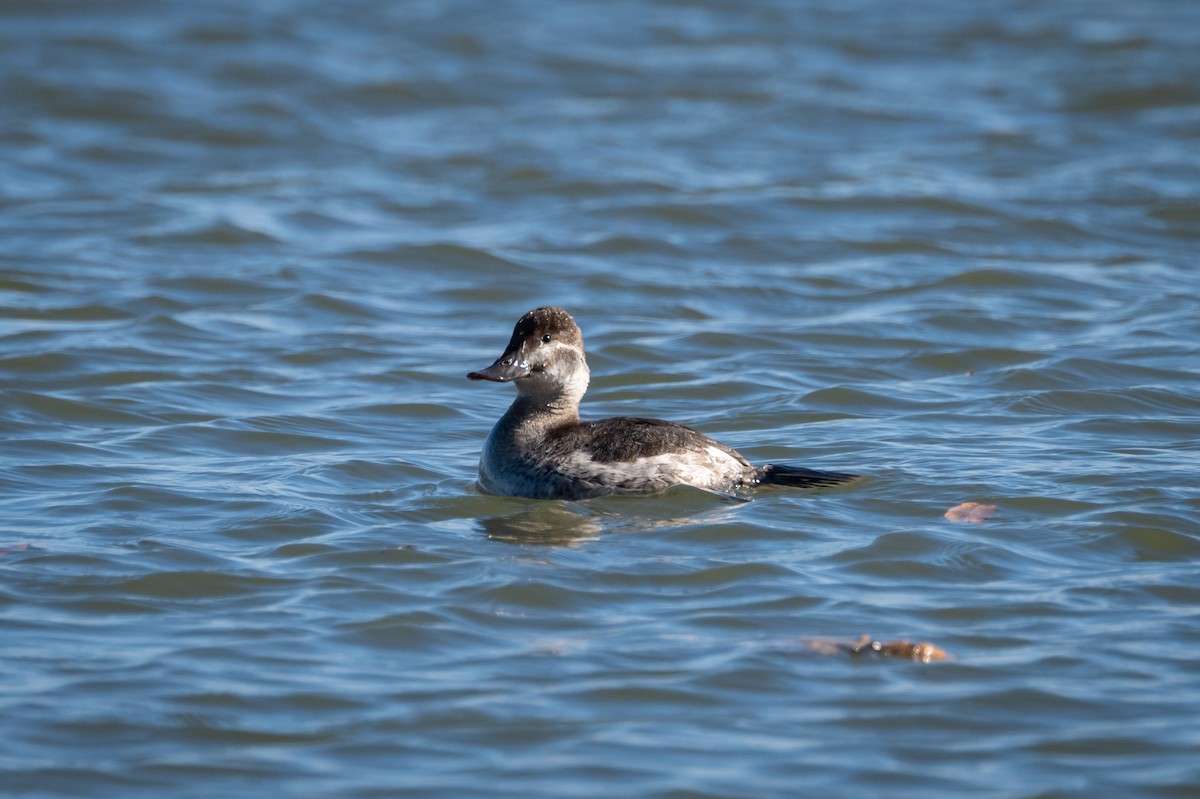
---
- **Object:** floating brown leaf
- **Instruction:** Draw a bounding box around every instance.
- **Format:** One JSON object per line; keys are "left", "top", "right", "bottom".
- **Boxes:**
{"left": 804, "top": 633, "right": 950, "bottom": 663}
{"left": 944, "top": 501, "right": 997, "bottom": 523}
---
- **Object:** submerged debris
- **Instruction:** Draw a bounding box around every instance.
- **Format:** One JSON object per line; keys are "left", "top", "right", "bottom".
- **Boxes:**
{"left": 944, "top": 501, "right": 997, "bottom": 523}
{"left": 805, "top": 633, "right": 950, "bottom": 663}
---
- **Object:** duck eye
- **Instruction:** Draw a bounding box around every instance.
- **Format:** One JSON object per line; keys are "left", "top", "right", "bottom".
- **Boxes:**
{"left": 541, "top": 334, "right": 552, "bottom": 343}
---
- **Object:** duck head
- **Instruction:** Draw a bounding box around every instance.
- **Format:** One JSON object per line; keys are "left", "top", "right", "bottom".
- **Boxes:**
{"left": 468, "top": 306, "right": 590, "bottom": 402}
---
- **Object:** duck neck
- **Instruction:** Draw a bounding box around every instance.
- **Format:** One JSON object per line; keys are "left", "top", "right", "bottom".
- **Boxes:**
{"left": 506, "top": 392, "right": 581, "bottom": 426}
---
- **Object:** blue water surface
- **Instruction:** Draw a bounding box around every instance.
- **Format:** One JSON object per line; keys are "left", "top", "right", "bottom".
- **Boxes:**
{"left": 2, "top": 1, "right": 1199, "bottom": 797}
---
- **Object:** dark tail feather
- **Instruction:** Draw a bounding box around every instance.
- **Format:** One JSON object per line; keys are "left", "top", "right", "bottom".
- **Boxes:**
{"left": 756, "top": 464, "right": 859, "bottom": 489}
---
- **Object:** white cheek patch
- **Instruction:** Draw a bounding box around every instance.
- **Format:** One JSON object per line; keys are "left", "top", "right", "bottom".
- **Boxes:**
{"left": 523, "top": 343, "right": 588, "bottom": 394}
{"left": 543, "top": 342, "right": 578, "bottom": 371}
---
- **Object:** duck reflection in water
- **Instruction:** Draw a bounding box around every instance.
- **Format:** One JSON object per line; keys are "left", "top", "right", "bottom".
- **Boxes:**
{"left": 476, "top": 485, "right": 749, "bottom": 545}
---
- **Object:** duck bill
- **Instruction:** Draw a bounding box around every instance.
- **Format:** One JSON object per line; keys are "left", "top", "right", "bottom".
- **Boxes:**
{"left": 467, "top": 349, "right": 532, "bottom": 382}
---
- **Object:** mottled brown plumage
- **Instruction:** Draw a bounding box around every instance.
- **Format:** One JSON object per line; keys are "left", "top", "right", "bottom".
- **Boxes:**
{"left": 467, "top": 306, "right": 857, "bottom": 500}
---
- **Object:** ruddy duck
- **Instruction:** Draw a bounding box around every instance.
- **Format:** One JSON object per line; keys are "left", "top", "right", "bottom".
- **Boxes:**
{"left": 467, "top": 306, "right": 858, "bottom": 500}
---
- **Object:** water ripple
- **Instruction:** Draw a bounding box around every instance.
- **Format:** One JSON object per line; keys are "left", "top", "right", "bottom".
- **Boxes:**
{"left": 2, "top": 0, "right": 1199, "bottom": 797}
